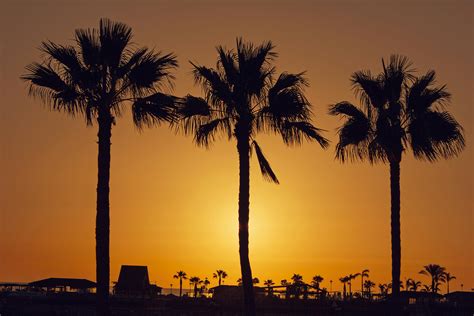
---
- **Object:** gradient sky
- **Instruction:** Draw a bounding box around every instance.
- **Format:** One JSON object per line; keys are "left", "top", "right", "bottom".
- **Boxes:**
{"left": 1, "top": 0, "right": 472, "bottom": 292}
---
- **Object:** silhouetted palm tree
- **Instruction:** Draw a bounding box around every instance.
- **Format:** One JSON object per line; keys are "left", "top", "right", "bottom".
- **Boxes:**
{"left": 360, "top": 269, "right": 369, "bottom": 296}
{"left": 213, "top": 269, "right": 228, "bottom": 286}
{"left": 339, "top": 276, "right": 349, "bottom": 299}
{"left": 421, "top": 284, "right": 431, "bottom": 292}
{"left": 363, "top": 280, "right": 375, "bottom": 298}
{"left": 22, "top": 18, "right": 178, "bottom": 315}
{"left": 263, "top": 279, "right": 275, "bottom": 296}
{"left": 252, "top": 277, "right": 260, "bottom": 285}
{"left": 177, "top": 38, "right": 328, "bottom": 315}
{"left": 311, "top": 275, "right": 324, "bottom": 290}
{"left": 330, "top": 55, "right": 465, "bottom": 297}
{"left": 201, "top": 277, "right": 211, "bottom": 295}
{"left": 378, "top": 283, "right": 390, "bottom": 297}
{"left": 444, "top": 272, "right": 456, "bottom": 294}
{"left": 407, "top": 278, "right": 422, "bottom": 292}
{"left": 419, "top": 264, "right": 446, "bottom": 294}
{"left": 173, "top": 271, "right": 188, "bottom": 297}
{"left": 348, "top": 273, "right": 360, "bottom": 297}
{"left": 189, "top": 276, "right": 202, "bottom": 297}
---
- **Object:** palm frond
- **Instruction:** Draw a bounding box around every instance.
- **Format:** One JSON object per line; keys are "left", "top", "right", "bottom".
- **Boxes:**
{"left": 22, "top": 62, "right": 83, "bottom": 115}
{"left": 351, "top": 70, "right": 385, "bottom": 111}
{"left": 280, "top": 121, "right": 329, "bottom": 148}
{"left": 132, "top": 92, "right": 178, "bottom": 128}
{"left": 408, "top": 110, "right": 465, "bottom": 161}
{"left": 216, "top": 46, "right": 238, "bottom": 86}
{"left": 406, "top": 70, "right": 451, "bottom": 114}
{"left": 252, "top": 140, "right": 279, "bottom": 184}
{"left": 99, "top": 18, "right": 132, "bottom": 69}
{"left": 75, "top": 27, "right": 101, "bottom": 67}
{"left": 195, "top": 118, "right": 232, "bottom": 148}
{"left": 127, "top": 51, "right": 178, "bottom": 96}
{"left": 381, "top": 54, "right": 414, "bottom": 103}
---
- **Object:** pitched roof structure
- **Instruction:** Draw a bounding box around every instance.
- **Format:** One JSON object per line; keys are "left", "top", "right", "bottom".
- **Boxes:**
{"left": 115, "top": 265, "right": 151, "bottom": 292}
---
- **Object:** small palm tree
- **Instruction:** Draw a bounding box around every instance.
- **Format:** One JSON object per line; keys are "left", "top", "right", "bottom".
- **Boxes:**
{"left": 173, "top": 271, "right": 188, "bottom": 297}
{"left": 201, "top": 277, "right": 211, "bottom": 296}
{"left": 213, "top": 269, "right": 228, "bottom": 286}
{"left": 330, "top": 56, "right": 465, "bottom": 297}
{"left": 177, "top": 38, "right": 328, "bottom": 315}
{"left": 263, "top": 279, "right": 275, "bottom": 296}
{"left": 407, "top": 278, "right": 422, "bottom": 292}
{"left": 252, "top": 277, "right": 260, "bottom": 285}
{"left": 348, "top": 273, "right": 360, "bottom": 297}
{"left": 419, "top": 264, "right": 446, "bottom": 294}
{"left": 237, "top": 278, "right": 243, "bottom": 286}
{"left": 360, "top": 269, "right": 369, "bottom": 296}
{"left": 444, "top": 272, "right": 456, "bottom": 294}
{"left": 22, "top": 18, "right": 178, "bottom": 315}
{"left": 339, "top": 276, "right": 349, "bottom": 299}
{"left": 311, "top": 275, "right": 324, "bottom": 290}
{"left": 378, "top": 283, "right": 390, "bottom": 297}
{"left": 189, "top": 276, "right": 202, "bottom": 298}
{"left": 363, "top": 280, "right": 375, "bottom": 298}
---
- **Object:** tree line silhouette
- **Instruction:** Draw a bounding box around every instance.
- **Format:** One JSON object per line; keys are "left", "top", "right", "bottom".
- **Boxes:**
{"left": 21, "top": 18, "right": 465, "bottom": 316}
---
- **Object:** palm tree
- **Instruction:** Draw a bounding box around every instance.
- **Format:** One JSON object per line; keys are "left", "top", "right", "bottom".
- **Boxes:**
{"left": 406, "top": 278, "right": 422, "bottom": 292}
{"left": 311, "top": 275, "right": 324, "bottom": 290}
{"left": 177, "top": 38, "right": 328, "bottom": 315}
{"left": 263, "top": 279, "right": 275, "bottom": 296}
{"left": 360, "top": 269, "right": 369, "bottom": 296}
{"left": 237, "top": 278, "right": 243, "bottom": 286}
{"left": 189, "top": 276, "right": 202, "bottom": 297}
{"left": 421, "top": 284, "right": 431, "bottom": 292}
{"left": 364, "top": 280, "right": 375, "bottom": 298}
{"left": 213, "top": 269, "right": 228, "bottom": 286}
{"left": 22, "top": 18, "right": 178, "bottom": 315}
{"left": 419, "top": 264, "right": 446, "bottom": 294}
{"left": 348, "top": 273, "right": 360, "bottom": 297}
{"left": 330, "top": 55, "right": 465, "bottom": 297}
{"left": 444, "top": 272, "right": 456, "bottom": 294}
{"left": 339, "top": 276, "right": 349, "bottom": 299}
{"left": 201, "top": 277, "right": 211, "bottom": 296}
{"left": 173, "top": 271, "right": 188, "bottom": 297}
{"left": 252, "top": 277, "right": 260, "bottom": 285}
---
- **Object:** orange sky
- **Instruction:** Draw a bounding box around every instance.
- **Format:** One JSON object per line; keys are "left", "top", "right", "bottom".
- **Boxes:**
{"left": 1, "top": 0, "right": 472, "bottom": 292}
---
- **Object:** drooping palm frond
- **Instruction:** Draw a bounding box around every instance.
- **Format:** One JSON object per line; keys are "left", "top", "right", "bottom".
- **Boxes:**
{"left": 280, "top": 121, "right": 329, "bottom": 148}
{"left": 406, "top": 70, "right": 451, "bottom": 114}
{"left": 22, "top": 62, "right": 84, "bottom": 115}
{"left": 132, "top": 92, "right": 178, "bottom": 128}
{"left": 329, "top": 102, "right": 372, "bottom": 162}
{"left": 195, "top": 118, "right": 232, "bottom": 147}
{"left": 408, "top": 110, "right": 465, "bottom": 161}
{"left": 252, "top": 141, "right": 279, "bottom": 184}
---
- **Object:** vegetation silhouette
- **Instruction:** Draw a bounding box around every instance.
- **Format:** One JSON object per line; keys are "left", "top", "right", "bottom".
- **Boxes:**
{"left": 22, "top": 18, "right": 179, "bottom": 315}
{"left": 419, "top": 264, "right": 446, "bottom": 294}
{"left": 360, "top": 269, "right": 369, "bottom": 296}
{"left": 444, "top": 272, "right": 456, "bottom": 294}
{"left": 311, "top": 275, "right": 324, "bottom": 290}
{"left": 213, "top": 269, "right": 228, "bottom": 286}
{"left": 407, "top": 278, "right": 422, "bottom": 291}
{"left": 173, "top": 271, "right": 188, "bottom": 297}
{"left": 189, "top": 276, "right": 202, "bottom": 297}
{"left": 330, "top": 55, "right": 465, "bottom": 298}
{"left": 175, "top": 38, "right": 328, "bottom": 315}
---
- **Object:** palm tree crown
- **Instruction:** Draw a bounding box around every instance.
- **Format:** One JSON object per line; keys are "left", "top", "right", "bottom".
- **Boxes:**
{"left": 419, "top": 264, "right": 446, "bottom": 294}
{"left": 213, "top": 269, "right": 228, "bottom": 286}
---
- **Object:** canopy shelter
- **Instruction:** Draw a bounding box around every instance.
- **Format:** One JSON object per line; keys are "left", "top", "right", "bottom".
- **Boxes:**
{"left": 114, "top": 265, "right": 162, "bottom": 296}
{"left": 28, "top": 278, "right": 96, "bottom": 292}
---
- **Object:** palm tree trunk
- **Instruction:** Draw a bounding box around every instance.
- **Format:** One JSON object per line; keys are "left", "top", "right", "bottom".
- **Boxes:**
{"left": 236, "top": 130, "right": 256, "bottom": 316}
{"left": 390, "top": 160, "right": 401, "bottom": 298}
{"left": 96, "top": 110, "right": 113, "bottom": 316}
{"left": 179, "top": 279, "right": 182, "bottom": 297}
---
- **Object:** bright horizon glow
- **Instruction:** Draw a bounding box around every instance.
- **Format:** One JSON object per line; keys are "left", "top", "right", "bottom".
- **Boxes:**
{"left": 0, "top": 0, "right": 472, "bottom": 293}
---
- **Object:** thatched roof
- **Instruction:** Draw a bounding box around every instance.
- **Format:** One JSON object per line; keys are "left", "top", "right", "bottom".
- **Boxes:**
{"left": 28, "top": 278, "right": 96, "bottom": 289}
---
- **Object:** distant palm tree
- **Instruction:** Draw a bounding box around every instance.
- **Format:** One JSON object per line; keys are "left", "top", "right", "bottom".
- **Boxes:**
{"left": 22, "top": 18, "right": 178, "bottom": 315}
{"left": 419, "top": 264, "right": 446, "bottom": 293}
{"left": 360, "top": 269, "right": 369, "bottom": 296}
{"left": 263, "top": 279, "right": 275, "bottom": 295}
{"left": 201, "top": 277, "right": 211, "bottom": 295}
{"left": 363, "top": 280, "right": 375, "bottom": 298}
{"left": 189, "top": 276, "right": 202, "bottom": 297}
{"left": 378, "top": 283, "right": 390, "bottom": 297}
{"left": 213, "top": 270, "right": 228, "bottom": 286}
{"left": 252, "top": 277, "right": 260, "bottom": 285}
{"left": 311, "top": 275, "right": 324, "bottom": 290}
{"left": 173, "top": 271, "right": 188, "bottom": 297}
{"left": 421, "top": 284, "right": 431, "bottom": 292}
{"left": 444, "top": 272, "right": 456, "bottom": 294}
{"left": 419, "top": 264, "right": 446, "bottom": 294}
{"left": 237, "top": 278, "right": 243, "bottom": 286}
{"left": 348, "top": 273, "right": 360, "bottom": 297}
{"left": 330, "top": 56, "right": 465, "bottom": 297}
{"left": 177, "top": 39, "right": 328, "bottom": 315}
{"left": 281, "top": 279, "right": 289, "bottom": 286}
{"left": 339, "top": 276, "right": 349, "bottom": 299}
{"left": 406, "top": 278, "right": 422, "bottom": 292}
